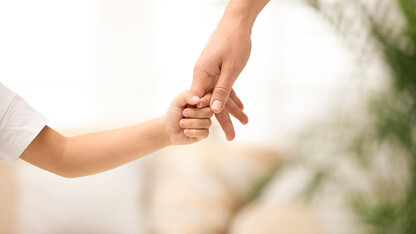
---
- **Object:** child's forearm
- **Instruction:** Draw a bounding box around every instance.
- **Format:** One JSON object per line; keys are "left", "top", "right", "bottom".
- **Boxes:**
{"left": 21, "top": 117, "right": 169, "bottom": 178}
{"left": 63, "top": 117, "right": 169, "bottom": 177}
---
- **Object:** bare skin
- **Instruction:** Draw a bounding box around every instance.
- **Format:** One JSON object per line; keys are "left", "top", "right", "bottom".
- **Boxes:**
{"left": 192, "top": 0, "right": 270, "bottom": 140}
{"left": 20, "top": 91, "right": 213, "bottom": 178}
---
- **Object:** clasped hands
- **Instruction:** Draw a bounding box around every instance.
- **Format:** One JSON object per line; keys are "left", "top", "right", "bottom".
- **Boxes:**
{"left": 190, "top": 15, "right": 252, "bottom": 141}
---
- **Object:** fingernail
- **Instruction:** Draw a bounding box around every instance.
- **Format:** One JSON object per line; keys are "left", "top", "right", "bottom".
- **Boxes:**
{"left": 179, "top": 120, "right": 185, "bottom": 127}
{"left": 197, "top": 102, "right": 203, "bottom": 108}
{"left": 184, "top": 129, "right": 190, "bottom": 135}
{"left": 212, "top": 100, "right": 222, "bottom": 111}
{"left": 192, "top": 96, "right": 200, "bottom": 102}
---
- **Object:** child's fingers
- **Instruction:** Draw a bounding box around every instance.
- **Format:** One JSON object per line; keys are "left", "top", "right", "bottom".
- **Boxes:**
{"left": 184, "top": 129, "right": 209, "bottom": 139}
{"left": 173, "top": 90, "right": 200, "bottom": 108}
{"left": 179, "top": 118, "right": 212, "bottom": 129}
{"left": 183, "top": 107, "right": 213, "bottom": 118}
{"left": 197, "top": 93, "right": 212, "bottom": 108}
{"left": 185, "top": 90, "right": 202, "bottom": 106}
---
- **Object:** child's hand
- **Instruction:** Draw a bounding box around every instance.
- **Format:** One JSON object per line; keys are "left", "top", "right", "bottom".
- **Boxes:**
{"left": 164, "top": 91, "right": 213, "bottom": 145}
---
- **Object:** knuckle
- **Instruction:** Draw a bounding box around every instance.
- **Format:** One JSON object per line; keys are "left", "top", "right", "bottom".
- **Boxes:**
{"left": 193, "top": 63, "right": 211, "bottom": 78}
{"left": 204, "top": 92, "right": 213, "bottom": 100}
{"left": 203, "top": 129, "right": 209, "bottom": 138}
{"left": 202, "top": 110, "right": 210, "bottom": 118}
{"left": 189, "top": 109, "right": 196, "bottom": 117}
{"left": 198, "top": 120, "right": 205, "bottom": 128}
{"left": 183, "top": 108, "right": 189, "bottom": 117}
{"left": 231, "top": 108, "right": 243, "bottom": 118}
{"left": 189, "top": 119, "right": 196, "bottom": 127}
{"left": 193, "top": 61, "right": 203, "bottom": 73}
{"left": 187, "top": 129, "right": 194, "bottom": 136}
{"left": 230, "top": 89, "right": 236, "bottom": 96}
{"left": 193, "top": 109, "right": 200, "bottom": 117}
{"left": 206, "top": 106, "right": 213, "bottom": 112}
{"left": 214, "top": 86, "right": 230, "bottom": 98}
{"left": 196, "top": 109, "right": 205, "bottom": 117}
{"left": 203, "top": 97, "right": 211, "bottom": 106}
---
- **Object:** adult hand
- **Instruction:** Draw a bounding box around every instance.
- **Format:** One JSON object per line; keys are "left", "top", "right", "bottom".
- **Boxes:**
{"left": 191, "top": 17, "right": 251, "bottom": 141}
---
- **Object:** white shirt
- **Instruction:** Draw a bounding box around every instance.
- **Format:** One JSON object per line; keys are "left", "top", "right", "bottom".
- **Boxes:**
{"left": 0, "top": 83, "right": 48, "bottom": 163}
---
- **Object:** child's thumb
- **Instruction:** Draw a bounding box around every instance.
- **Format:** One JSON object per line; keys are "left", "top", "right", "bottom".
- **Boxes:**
{"left": 172, "top": 90, "right": 200, "bottom": 108}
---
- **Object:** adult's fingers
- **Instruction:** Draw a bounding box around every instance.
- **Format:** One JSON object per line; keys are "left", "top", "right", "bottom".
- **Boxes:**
{"left": 210, "top": 68, "right": 237, "bottom": 113}
{"left": 226, "top": 99, "right": 249, "bottom": 125}
{"left": 204, "top": 89, "right": 244, "bottom": 110}
{"left": 215, "top": 110, "right": 235, "bottom": 141}
{"left": 198, "top": 94, "right": 247, "bottom": 125}
{"left": 229, "top": 89, "right": 244, "bottom": 110}
{"left": 191, "top": 66, "right": 215, "bottom": 97}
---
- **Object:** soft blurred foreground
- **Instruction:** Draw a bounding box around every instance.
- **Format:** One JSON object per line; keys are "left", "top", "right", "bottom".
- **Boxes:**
{"left": 1, "top": 0, "right": 415, "bottom": 233}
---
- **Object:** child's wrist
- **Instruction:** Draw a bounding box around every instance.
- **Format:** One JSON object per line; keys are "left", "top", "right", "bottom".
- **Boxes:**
{"left": 158, "top": 115, "right": 171, "bottom": 147}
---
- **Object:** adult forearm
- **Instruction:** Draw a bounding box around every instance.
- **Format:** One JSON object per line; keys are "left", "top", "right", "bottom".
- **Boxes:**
{"left": 62, "top": 117, "right": 169, "bottom": 177}
{"left": 222, "top": 0, "right": 270, "bottom": 34}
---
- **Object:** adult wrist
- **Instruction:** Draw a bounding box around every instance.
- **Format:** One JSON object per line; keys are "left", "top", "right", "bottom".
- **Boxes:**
{"left": 221, "top": 3, "right": 253, "bottom": 35}
{"left": 222, "top": 0, "right": 269, "bottom": 35}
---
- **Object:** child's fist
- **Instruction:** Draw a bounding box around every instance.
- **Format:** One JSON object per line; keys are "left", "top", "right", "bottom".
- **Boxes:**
{"left": 164, "top": 91, "right": 213, "bottom": 145}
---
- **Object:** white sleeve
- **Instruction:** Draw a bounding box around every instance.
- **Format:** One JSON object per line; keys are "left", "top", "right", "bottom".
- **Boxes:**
{"left": 0, "top": 83, "right": 49, "bottom": 164}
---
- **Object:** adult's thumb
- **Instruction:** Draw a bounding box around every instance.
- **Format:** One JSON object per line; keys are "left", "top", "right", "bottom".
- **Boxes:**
{"left": 211, "top": 73, "right": 234, "bottom": 113}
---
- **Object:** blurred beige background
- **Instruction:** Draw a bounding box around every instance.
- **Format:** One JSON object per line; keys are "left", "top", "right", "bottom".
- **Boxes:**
{"left": 0, "top": 0, "right": 373, "bottom": 233}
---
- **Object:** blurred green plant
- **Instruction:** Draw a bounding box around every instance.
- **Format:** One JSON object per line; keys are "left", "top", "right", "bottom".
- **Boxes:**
{"left": 299, "top": 0, "right": 416, "bottom": 233}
